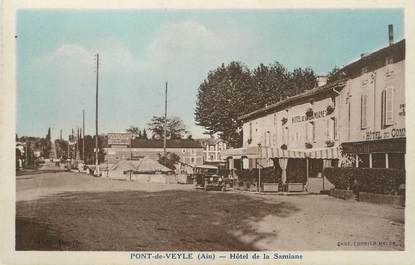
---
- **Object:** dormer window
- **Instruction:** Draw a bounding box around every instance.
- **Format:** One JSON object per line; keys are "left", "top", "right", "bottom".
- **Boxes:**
{"left": 386, "top": 56, "right": 394, "bottom": 77}
{"left": 361, "top": 66, "right": 369, "bottom": 86}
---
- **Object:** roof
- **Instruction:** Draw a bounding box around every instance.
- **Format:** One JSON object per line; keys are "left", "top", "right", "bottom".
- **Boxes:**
{"left": 239, "top": 79, "right": 346, "bottom": 122}
{"left": 339, "top": 39, "right": 405, "bottom": 80}
{"left": 131, "top": 139, "right": 203, "bottom": 149}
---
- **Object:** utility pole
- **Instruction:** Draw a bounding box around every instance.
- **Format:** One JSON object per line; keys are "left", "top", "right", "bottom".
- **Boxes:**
{"left": 163, "top": 81, "right": 168, "bottom": 157}
{"left": 95, "top": 53, "right": 100, "bottom": 176}
{"left": 82, "top": 110, "right": 85, "bottom": 162}
{"left": 60, "top": 129, "right": 62, "bottom": 140}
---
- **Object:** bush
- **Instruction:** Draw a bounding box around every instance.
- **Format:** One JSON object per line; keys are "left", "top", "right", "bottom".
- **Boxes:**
{"left": 235, "top": 167, "right": 281, "bottom": 184}
{"left": 324, "top": 167, "right": 405, "bottom": 195}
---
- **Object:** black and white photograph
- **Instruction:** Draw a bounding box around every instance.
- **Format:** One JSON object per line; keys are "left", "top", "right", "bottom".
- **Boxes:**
{"left": 1, "top": 1, "right": 414, "bottom": 264}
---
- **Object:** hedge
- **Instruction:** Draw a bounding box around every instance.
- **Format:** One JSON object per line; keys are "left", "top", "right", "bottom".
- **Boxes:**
{"left": 235, "top": 167, "right": 281, "bottom": 184}
{"left": 323, "top": 167, "right": 405, "bottom": 195}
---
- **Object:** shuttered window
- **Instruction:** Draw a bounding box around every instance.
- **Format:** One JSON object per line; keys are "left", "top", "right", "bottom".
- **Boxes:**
{"left": 385, "top": 87, "right": 394, "bottom": 125}
{"left": 381, "top": 87, "right": 394, "bottom": 127}
{"left": 249, "top": 122, "right": 253, "bottom": 140}
{"left": 361, "top": 94, "right": 368, "bottom": 129}
{"left": 307, "top": 122, "right": 315, "bottom": 142}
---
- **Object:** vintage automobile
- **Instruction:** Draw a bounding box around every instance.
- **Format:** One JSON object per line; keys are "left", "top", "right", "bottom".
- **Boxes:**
{"left": 193, "top": 165, "right": 226, "bottom": 191}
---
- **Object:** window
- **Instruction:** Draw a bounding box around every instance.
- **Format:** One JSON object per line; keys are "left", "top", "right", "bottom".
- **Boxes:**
{"left": 388, "top": 153, "right": 405, "bottom": 169}
{"left": 358, "top": 154, "right": 370, "bottom": 168}
{"left": 182, "top": 149, "right": 186, "bottom": 153}
{"left": 266, "top": 131, "right": 271, "bottom": 146}
{"left": 327, "top": 119, "right": 335, "bottom": 140}
{"left": 306, "top": 122, "right": 315, "bottom": 142}
{"left": 386, "top": 56, "right": 394, "bottom": 77}
{"left": 386, "top": 56, "right": 394, "bottom": 65}
{"left": 361, "top": 66, "right": 369, "bottom": 86}
{"left": 283, "top": 127, "right": 289, "bottom": 145}
{"left": 249, "top": 122, "right": 253, "bottom": 140}
{"left": 361, "top": 94, "right": 368, "bottom": 129}
{"left": 209, "top": 146, "right": 214, "bottom": 151}
{"left": 191, "top": 157, "right": 195, "bottom": 163}
{"left": 381, "top": 87, "right": 394, "bottom": 127}
{"left": 372, "top": 153, "right": 386, "bottom": 168}
{"left": 332, "top": 117, "right": 337, "bottom": 140}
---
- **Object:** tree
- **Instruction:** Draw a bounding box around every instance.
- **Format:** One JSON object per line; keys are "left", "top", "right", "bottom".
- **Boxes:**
{"left": 147, "top": 116, "right": 188, "bottom": 140}
{"left": 194, "top": 62, "right": 253, "bottom": 147}
{"left": 326, "top": 66, "right": 346, "bottom": 84}
{"left": 126, "top": 126, "right": 140, "bottom": 135}
{"left": 195, "top": 61, "right": 318, "bottom": 148}
{"left": 251, "top": 62, "right": 290, "bottom": 109}
{"left": 158, "top": 152, "right": 181, "bottom": 170}
{"left": 142, "top": 129, "right": 148, "bottom": 140}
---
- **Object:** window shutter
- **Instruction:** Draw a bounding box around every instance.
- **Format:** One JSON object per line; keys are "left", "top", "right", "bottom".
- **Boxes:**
{"left": 385, "top": 87, "right": 394, "bottom": 125}
{"left": 361, "top": 95, "right": 367, "bottom": 129}
{"left": 380, "top": 90, "right": 386, "bottom": 128}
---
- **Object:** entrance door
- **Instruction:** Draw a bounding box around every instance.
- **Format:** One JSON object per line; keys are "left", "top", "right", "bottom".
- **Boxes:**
{"left": 309, "top": 159, "right": 323, "bottom": 178}
{"left": 286, "top": 158, "right": 307, "bottom": 183}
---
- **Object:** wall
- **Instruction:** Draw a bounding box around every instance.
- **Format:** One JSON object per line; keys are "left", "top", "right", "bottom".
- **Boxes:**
{"left": 243, "top": 94, "right": 339, "bottom": 150}
{"left": 104, "top": 147, "right": 203, "bottom": 166}
{"left": 340, "top": 60, "right": 405, "bottom": 143}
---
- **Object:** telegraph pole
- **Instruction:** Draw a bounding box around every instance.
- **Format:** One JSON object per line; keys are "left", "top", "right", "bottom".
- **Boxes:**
{"left": 82, "top": 110, "right": 85, "bottom": 162}
{"left": 163, "top": 81, "right": 168, "bottom": 156}
{"left": 95, "top": 53, "right": 100, "bottom": 176}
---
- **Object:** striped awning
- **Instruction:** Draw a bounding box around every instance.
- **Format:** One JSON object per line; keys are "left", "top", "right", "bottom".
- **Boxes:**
{"left": 306, "top": 147, "right": 341, "bottom": 159}
{"left": 222, "top": 146, "right": 341, "bottom": 160}
{"left": 260, "top": 147, "right": 307, "bottom": 158}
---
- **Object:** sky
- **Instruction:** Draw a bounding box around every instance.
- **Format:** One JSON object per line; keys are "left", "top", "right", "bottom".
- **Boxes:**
{"left": 16, "top": 9, "right": 404, "bottom": 140}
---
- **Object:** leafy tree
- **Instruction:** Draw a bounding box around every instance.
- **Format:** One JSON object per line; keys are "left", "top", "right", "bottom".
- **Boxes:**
{"left": 326, "top": 66, "right": 346, "bottom": 84}
{"left": 195, "top": 62, "right": 318, "bottom": 147}
{"left": 126, "top": 126, "right": 140, "bottom": 135}
{"left": 142, "top": 129, "right": 148, "bottom": 140}
{"left": 251, "top": 62, "right": 290, "bottom": 109}
{"left": 147, "top": 116, "right": 188, "bottom": 140}
{"left": 195, "top": 62, "right": 253, "bottom": 147}
{"left": 158, "top": 152, "right": 181, "bottom": 170}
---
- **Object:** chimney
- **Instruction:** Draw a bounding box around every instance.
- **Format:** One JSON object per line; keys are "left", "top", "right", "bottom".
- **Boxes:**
{"left": 317, "top": 76, "right": 328, "bottom": 87}
{"left": 388, "top": 24, "right": 394, "bottom": 46}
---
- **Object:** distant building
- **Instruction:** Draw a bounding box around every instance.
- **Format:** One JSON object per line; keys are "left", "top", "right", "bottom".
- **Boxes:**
{"left": 104, "top": 134, "right": 204, "bottom": 166}
{"left": 195, "top": 138, "right": 228, "bottom": 164}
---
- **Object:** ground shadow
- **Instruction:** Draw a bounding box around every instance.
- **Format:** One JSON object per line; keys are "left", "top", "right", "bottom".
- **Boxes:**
{"left": 16, "top": 189, "right": 299, "bottom": 251}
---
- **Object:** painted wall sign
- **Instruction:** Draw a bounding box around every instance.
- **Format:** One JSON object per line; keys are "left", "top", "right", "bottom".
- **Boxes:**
{"left": 292, "top": 110, "right": 327, "bottom": 124}
{"left": 365, "top": 128, "right": 405, "bottom": 141}
{"left": 108, "top": 133, "right": 132, "bottom": 145}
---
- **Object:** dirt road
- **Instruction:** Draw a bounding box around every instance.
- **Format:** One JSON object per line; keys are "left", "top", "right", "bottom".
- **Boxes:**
{"left": 16, "top": 170, "right": 404, "bottom": 251}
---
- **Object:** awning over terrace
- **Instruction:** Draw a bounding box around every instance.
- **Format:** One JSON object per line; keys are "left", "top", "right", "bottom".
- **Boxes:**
{"left": 222, "top": 146, "right": 341, "bottom": 160}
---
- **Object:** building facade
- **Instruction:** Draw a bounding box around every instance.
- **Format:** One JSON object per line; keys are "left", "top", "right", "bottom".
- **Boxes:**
{"left": 223, "top": 80, "right": 345, "bottom": 185}
{"left": 104, "top": 135, "right": 204, "bottom": 167}
{"left": 338, "top": 39, "right": 405, "bottom": 169}
{"left": 196, "top": 138, "right": 228, "bottom": 163}
{"left": 222, "top": 37, "right": 405, "bottom": 188}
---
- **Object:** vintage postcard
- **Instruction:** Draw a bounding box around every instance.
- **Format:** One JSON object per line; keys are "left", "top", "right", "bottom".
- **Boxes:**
{"left": 1, "top": 0, "right": 415, "bottom": 264}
